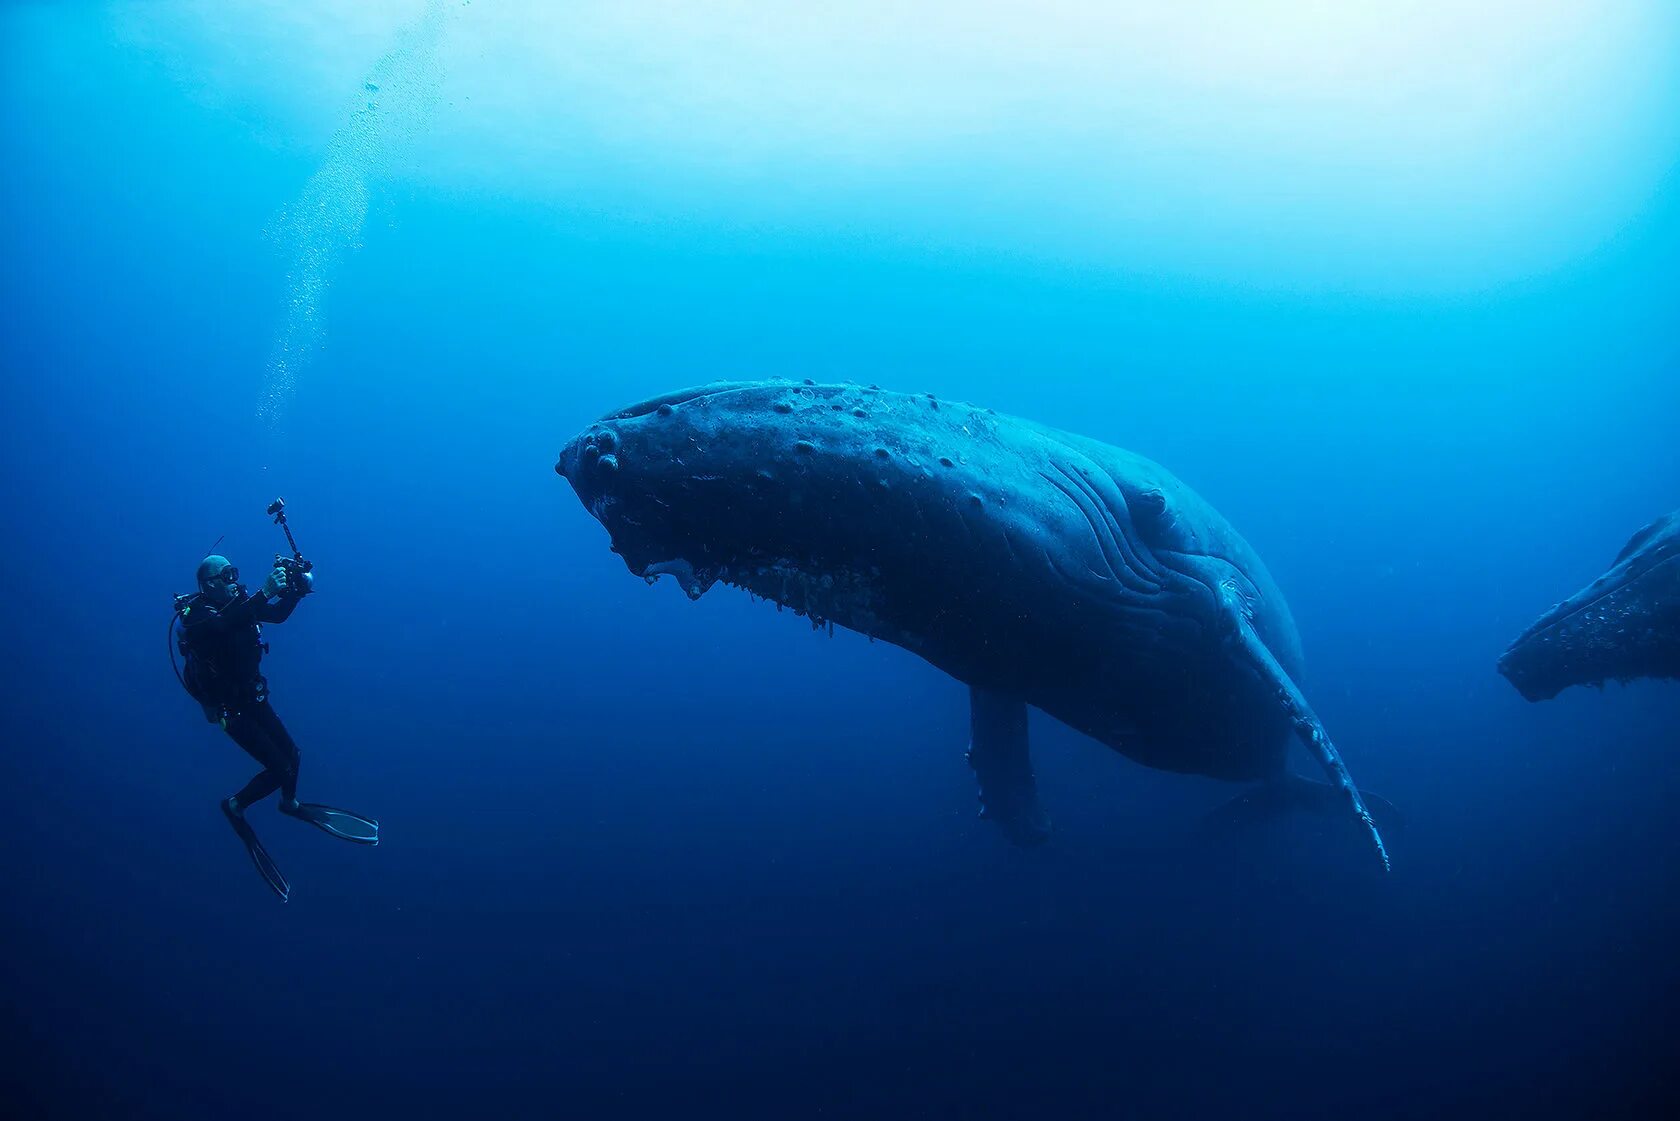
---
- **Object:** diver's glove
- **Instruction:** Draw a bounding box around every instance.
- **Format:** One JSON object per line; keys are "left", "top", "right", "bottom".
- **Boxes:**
{"left": 261, "top": 567, "right": 288, "bottom": 598}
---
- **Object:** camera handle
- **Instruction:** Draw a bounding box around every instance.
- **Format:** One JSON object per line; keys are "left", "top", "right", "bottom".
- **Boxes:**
{"left": 266, "top": 498, "right": 314, "bottom": 577}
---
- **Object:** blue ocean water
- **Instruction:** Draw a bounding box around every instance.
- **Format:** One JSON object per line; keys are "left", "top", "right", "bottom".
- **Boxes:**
{"left": 3, "top": 3, "right": 1679, "bottom": 1118}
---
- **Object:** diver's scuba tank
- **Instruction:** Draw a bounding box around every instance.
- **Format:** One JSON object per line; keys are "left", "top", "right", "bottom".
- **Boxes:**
{"left": 169, "top": 592, "right": 221, "bottom": 722}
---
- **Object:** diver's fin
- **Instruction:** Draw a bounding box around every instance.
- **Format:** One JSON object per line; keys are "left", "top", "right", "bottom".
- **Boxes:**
{"left": 285, "top": 802, "right": 380, "bottom": 846}
{"left": 966, "top": 686, "right": 1052, "bottom": 847}
{"left": 1216, "top": 583, "right": 1391, "bottom": 871}
{"left": 1204, "top": 773, "right": 1403, "bottom": 840}
{"left": 223, "top": 798, "right": 290, "bottom": 902}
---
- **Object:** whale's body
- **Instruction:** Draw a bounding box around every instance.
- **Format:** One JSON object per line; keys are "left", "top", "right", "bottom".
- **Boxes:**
{"left": 557, "top": 380, "right": 1387, "bottom": 865}
{"left": 1500, "top": 510, "right": 1680, "bottom": 701}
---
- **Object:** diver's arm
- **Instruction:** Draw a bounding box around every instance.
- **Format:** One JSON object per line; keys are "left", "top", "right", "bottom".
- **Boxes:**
{"left": 254, "top": 589, "right": 303, "bottom": 624}
{"left": 197, "top": 592, "right": 264, "bottom": 631}
{"left": 252, "top": 564, "right": 314, "bottom": 622}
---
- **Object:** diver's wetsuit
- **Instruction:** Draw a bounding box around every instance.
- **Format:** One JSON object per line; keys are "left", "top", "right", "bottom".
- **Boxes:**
{"left": 177, "top": 586, "right": 306, "bottom": 810}
{"left": 177, "top": 565, "right": 376, "bottom": 902}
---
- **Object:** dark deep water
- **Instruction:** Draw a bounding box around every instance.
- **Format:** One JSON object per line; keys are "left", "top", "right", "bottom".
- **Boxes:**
{"left": 4, "top": 4, "right": 1679, "bottom": 1118}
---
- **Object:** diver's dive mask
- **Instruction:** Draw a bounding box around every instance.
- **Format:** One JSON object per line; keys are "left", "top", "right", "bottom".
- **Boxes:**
{"left": 196, "top": 555, "right": 241, "bottom": 606}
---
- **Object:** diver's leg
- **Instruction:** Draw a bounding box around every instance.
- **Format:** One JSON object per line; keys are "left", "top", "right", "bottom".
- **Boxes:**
{"left": 967, "top": 686, "right": 1051, "bottom": 846}
{"left": 261, "top": 704, "right": 380, "bottom": 845}
{"left": 248, "top": 702, "right": 301, "bottom": 805}
{"left": 230, "top": 769, "right": 280, "bottom": 808}
{"left": 217, "top": 706, "right": 292, "bottom": 901}
{"left": 222, "top": 706, "right": 290, "bottom": 810}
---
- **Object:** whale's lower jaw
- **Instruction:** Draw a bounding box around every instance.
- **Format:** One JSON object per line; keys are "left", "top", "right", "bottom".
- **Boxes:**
{"left": 635, "top": 552, "right": 916, "bottom": 647}
{"left": 722, "top": 561, "right": 900, "bottom": 639}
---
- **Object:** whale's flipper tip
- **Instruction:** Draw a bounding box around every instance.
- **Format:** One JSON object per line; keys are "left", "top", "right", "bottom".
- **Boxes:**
{"left": 1220, "top": 587, "right": 1393, "bottom": 872}
{"left": 1206, "top": 775, "right": 1401, "bottom": 833}
{"left": 1203, "top": 775, "right": 1398, "bottom": 870}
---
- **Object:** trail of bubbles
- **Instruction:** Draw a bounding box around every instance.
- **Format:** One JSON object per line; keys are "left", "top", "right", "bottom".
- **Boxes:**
{"left": 260, "top": 0, "right": 449, "bottom": 427}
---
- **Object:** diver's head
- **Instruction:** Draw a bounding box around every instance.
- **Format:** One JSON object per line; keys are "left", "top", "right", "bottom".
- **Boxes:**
{"left": 196, "top": 555, "right": 241, "bottom": 606}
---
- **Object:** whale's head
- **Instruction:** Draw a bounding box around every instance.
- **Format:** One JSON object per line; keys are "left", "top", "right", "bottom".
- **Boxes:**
{"left": 555, "top": 380, "right": 908, "bottom": 602}
{"left": 1497, "top": 511, "right": 1680, "bottom": 701}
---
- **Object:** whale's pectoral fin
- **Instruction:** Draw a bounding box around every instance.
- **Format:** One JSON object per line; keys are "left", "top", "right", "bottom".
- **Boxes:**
{"left": 1216, "top": 584, "right": 1391, "bottom": 871}
{"left": 966, "top": 687, "right": 1052, "bottom": 847}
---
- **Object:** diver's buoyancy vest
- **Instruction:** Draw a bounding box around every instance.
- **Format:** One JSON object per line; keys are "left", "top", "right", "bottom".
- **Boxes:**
{"left": 174, "top": 594, "right": 268, "bottom": 718}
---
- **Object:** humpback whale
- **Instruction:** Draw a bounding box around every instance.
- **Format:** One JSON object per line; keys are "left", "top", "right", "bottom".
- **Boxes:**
{"left": 556, "top": 380, "right": 1391, "bottom": 869}
{"left": 1499, "top": 509, "right": 1680, "bottom": 701}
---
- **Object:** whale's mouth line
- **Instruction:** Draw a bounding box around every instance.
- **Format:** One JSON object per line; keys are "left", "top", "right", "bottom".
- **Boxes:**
{"left": 1508, "top": 552, "right": 1677, "bottom": 652}
{"left": 1516, "top": 579, "right": 1633, "bottom": 644}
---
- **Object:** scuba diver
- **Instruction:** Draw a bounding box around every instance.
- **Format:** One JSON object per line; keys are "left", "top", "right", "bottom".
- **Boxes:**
{"left": 171, "top": 501, "right": 378, "bottom": 902}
